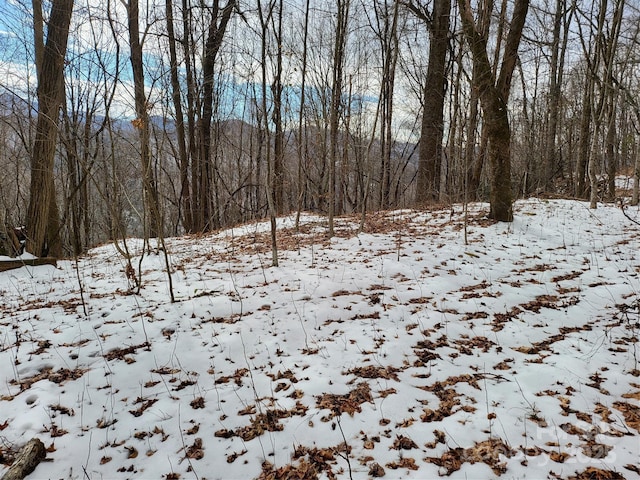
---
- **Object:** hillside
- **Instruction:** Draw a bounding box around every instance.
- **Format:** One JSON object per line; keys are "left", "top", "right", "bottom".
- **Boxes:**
{"left": 0, "top": 198, "right": 639, "bottom": 479}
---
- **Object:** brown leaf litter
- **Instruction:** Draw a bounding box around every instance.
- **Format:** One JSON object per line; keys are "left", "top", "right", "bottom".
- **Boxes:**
{"left": 317, "top": 382, "right": 373, "bottom": 418}
{"left": 425, "top": 438, "right": 514, "bottom": 475}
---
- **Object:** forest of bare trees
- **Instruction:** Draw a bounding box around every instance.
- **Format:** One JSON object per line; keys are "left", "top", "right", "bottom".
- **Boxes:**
{"left": 0, "top": 0, "right": 638, "bottom": 257}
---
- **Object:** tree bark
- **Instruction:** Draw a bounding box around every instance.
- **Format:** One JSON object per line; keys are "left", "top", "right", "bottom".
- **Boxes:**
{"left": 415, "top": 0, "right": 451, "bottom": 205}
{"left": 127, "top": 0, "right": 161, "bottom": 238}
{"left": 272, "top": 0, "right": 285, "bottom": 214}
{"left": 25, "top": 0, "right": 73, "bottom": 257}
{"left": 295, "top": 0, "right": 311, "bottom": 228}
{"left": 166, "top": 0, "right": 192, "bottom": 232}
{"left": 328, "top": 0, "right": 350, "bottom": 236}
{"left": 1, "top": 438, "right": 46, "bottom": 480}
{"left": 457, "top": 0, "right": 529, "bottom": 221}
{"left": 199, "top": 0, "right": 236, "bottom": 231}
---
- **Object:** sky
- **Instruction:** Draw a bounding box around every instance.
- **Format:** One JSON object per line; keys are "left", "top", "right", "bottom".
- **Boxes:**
{"left": 1, "top": 192, "right": 639, "bottom": 479}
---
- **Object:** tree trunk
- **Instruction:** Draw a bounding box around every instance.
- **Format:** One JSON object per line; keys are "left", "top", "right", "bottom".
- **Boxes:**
{"left": 633, "top": 141, "right": 639, "bottom": 206}
{"left": 543, "top": 0, "right": 563, "bottom": 191}
{"left": 127, "top": 0, "right": 161, "bottom": 238}
{"left": 272, "top": 0, "right": 285, "bottom": 214}
{"left": 605, "top": 102, "right": 617, "bottom": 201}
{"left": 166, "top": 0, "right": 192, "bottom": 232}
{"left": 457, "top": 0, "right": 530, "bottom": 222}
{"left": 374, "top": 0, "right": 400, "bottom": 210}
{"left": 295, "top": 0, "right": 311, "bottom": 229}
{"left": 199, "top": 0, "right": 236, "bottom": 231}
{"left": 416, "top": 0, "right": 450, "bottom": 205}
{"left": 586, "top": 0, "right": 625, "bottom": 209}
{"left": 463, "top": 0, "right": 492, "bottom": 200}
{"left": 25, "top": 0, "right": 73, "bottom": 257}
{"left": 576, "top": 77, "right": 592, "bottom": 198}
{"left": 328, "top": 0, "right": 350, "bottom": 236}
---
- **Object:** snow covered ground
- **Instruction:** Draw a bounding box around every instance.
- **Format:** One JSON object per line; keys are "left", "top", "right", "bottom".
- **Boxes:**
{"left": 0, "top": 198, "right": 639, "bottom": 479}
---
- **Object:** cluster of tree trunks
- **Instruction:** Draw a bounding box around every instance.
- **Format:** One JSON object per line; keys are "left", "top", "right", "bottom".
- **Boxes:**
{"left": 7, "top": 0, "right": 636, "bottom": 259}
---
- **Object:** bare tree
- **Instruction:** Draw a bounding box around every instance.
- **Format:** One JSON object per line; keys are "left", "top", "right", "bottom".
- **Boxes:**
{"left": 124, "top": 0, "right": 162, "bottom": 238}
{"left": 166, "top": 0, "right": 192, "bottom": 231}
{"left": 328, "top": 0, "right": 351, "bottom": 236}
{"left": 294, "top": 0, "right": 311, "bottom": 229}
{"left": 542, "top": 0, "right": 573, "bottom": 191}
{"left": 369, "top": 0, "right": 401, "bottom": 209}
{"left": 26, "top": 0, "right": 74, "bottom": 256}
{"left": 406, "top": 0, "right": 451, "bottom": 205}
{"left": 458, "top": 0, "right": 530, "bottom": 221}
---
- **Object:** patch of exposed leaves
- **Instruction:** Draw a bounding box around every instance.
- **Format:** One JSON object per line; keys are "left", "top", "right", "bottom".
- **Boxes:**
{"left": 235, "top": 412, "right": 284, "bottom": 441}
{"left": 104, "top": 342, "right": 149, "bottom": 361}
{"left": 425, "top": 429, "right": 447, "bottom": 449}
{"left": 368, "top": 462, "right": 385, "bottom": 477}
{"left": 565, "top": 467, "right": 626, "bottom": 479}
{"left": 30, "top": 340, "right": 52, "bottom": 355}
{"left": 49, "top": 404, "right": 75, "bottom": 416}
{"left": 346, "top": 365, "right": 400, "bottom": 381}
{"left": 624, "top": 464, "right": 640, "bottom": 475}
{"left": 218, "top": 403, "right": 308, "bottom": 441}
{"left": 516, "top": 263, "right": 556, "bottom": 274}
{"left": 493, "top": 358, "right": 514, "bottom": 371}
{"left": 129, "top": 397, "right": 158, "bottom": 417}
{"left": 172, "top": 379, "right": 196, "bottom": 391}
{"left": 214, "top": 368, "right": 249, "bottom": 386}
{"left": 613, "top": 401, "right": 640, "bottom": 432}
{"left": 409, "top": 296, "right": 432, "bottom": 304}
{"left": 391, "top": 434, "right": 418, "bottom": 450}
{"left": 587, "top": 372, "right": 609, "bottom": 394}
{"left": 419, "top": 375, "right": 480, "bottom": 422}
{"left": 42, "top": 423, "right": 68, "bottom": 437}
{"left": 266, "top": 370, "right": 299, "bottom": 383}
{"left": 559, "top": 422, "right": 615, "bottom": 459}
{"left": 59, "top": 338, "right": 91, "bottom": 348}
{"left": 425, "top": 438, "right": 514, "bottom": 475}
{"left": 514, "top": 325, "right": 592, "bottom": 355}
{"left": 459, "top": 281, "right": 491, "bottom": 292}
{"left": 491, "top": 307, "right": 522, "bottom": 331}
{"left": 184, "top": 438, "right": 203, "bottom": 460}
{"left": 453, "top": 335, "right": 495, "bottom": 355}
{"left": 151, "top": 366, "right": 180, "bottom": 375}
{"left": 258, "top": 443, "right": 350, "bottom": 480}
{"left": 385, "top": 457, "right": 418, "bottom": 471}
{"left": 520, "top": 295, "right": 560, "bottom": 313}
{"left": 0, "top": 443, "right": 17, "bottom": 467}
{"left": 551, "top": 271, "right": 583, "bottom": 282}
{"left": 331, "top": 289, "right": 360, "bottom": 297}
{"left": 317, "top": 382, "right": 373, "bottom": 418}
{"left": 462, "top": 311, "right": 489, "bottom": 321}
{"left": 23, "top": 298, "right": 84, "bottom": 314}
{"left": 258, "top": 458, "right": 319, "bottom": 480}
{"left": 8, "top": 366, "right": 88, "bottom": 395}
{"left": 350, "top": 311, "right": 381, "bottom": 320}
{"left": 413, "top": 335, "right": 447, "bottom": 365}
{"left": 226, "top": 449, "right": 247, "bottom": 464}
{"left": 622, "top": 389, "right": 640, "bottom": 401}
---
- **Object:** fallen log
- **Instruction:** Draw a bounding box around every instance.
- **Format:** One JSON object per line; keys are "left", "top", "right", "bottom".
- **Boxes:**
{"left": 1, "top": 438, "right": 46, "bottom": 480}
{"left": 0, "top": 258, "right": 57, "bottom": 273}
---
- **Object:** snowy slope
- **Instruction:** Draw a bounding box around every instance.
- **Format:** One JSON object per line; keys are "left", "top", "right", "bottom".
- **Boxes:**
{"left": 0, "top": 198, "right": 638, "bottom": 479}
